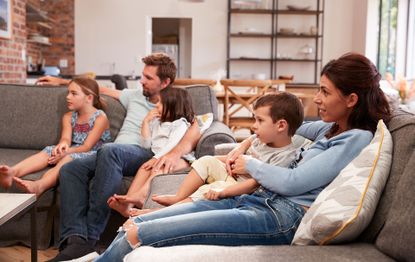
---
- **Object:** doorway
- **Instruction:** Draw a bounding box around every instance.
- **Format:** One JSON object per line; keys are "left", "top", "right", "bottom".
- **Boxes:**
{"left": 152, "top": 18, "right": 192, "bottom": 78}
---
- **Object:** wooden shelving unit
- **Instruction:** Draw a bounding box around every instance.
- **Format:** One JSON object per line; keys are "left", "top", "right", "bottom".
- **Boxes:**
{"left": 226, "top": 0, "right": 324, "bottom": 84}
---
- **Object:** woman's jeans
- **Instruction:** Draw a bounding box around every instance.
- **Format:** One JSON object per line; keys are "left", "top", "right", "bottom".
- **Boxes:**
{"left": 95, "top": 187, "right": 306, "bottom": 262}
{"left": 59, "top": 143, "right": 153, "bottom": 245}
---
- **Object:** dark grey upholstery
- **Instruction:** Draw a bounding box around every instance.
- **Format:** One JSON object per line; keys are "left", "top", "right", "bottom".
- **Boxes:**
{"left": 0, "top": 83, "right": 235, "bottom": 249}
{"left": 143, "top": 108, "right": 415, "bottom": 261}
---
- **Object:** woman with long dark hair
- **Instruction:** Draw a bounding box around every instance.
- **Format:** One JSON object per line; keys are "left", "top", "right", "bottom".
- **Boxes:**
{"left": 95, "top": 53, "right": 391, "bottom": 262}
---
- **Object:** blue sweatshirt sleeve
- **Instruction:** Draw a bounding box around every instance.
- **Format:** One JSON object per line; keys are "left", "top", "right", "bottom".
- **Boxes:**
{"left": 246, "top": 129, "right": 373, "bottom": 196}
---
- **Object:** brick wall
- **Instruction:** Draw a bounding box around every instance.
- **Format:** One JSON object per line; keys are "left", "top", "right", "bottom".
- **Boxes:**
{"left": 0, "top": 0, "right": 75, "bottom": 84}
{"left": 41, "top": 0, "right": 74, "bottom": 75}
{"left": 0, "top": 0, "right": 26, "bottom": 84}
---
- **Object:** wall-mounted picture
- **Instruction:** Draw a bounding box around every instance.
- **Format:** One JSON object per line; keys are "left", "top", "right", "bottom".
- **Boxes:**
{"left": 0, "top": 0, "right": 12, "bottom": 39}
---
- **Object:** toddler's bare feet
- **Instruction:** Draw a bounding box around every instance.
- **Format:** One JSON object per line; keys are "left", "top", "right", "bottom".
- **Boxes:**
{"left": 152, "top": 194, "right": 181, "bottom": 206}
{"left": 107, "top": 196, "right": 133, "bottom": 218}
{"left": 128, "top": 208, "right": 156, "bottom": 217}
{"left": 0, "top": 165, "right": 15, "bottom": 189}
{"left": 13, "top": 177, "right": 43, "bottom": 196}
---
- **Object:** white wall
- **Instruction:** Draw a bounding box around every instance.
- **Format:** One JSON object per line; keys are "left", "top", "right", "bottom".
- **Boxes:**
{"left": 75, "top": 0, "right": 369, "bottom": 78}
{"left": 322, "top": 0, "right": 368, "bottom": 64}
{"left": 75, "top": 0, "right": 227, "bottom": 77}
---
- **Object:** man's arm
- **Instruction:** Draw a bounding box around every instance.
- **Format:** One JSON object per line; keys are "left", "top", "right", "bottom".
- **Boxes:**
{"left": 37, "top": 76, "right": 122, "bottom": 100}
{"left": 153, "top": 120, "right": 201, "bottom": 173}
{"left": 99, "top": 86, "right": 121, "bottom": 100}
{"left": 36, "top": 76, "right": 70, "bottom": 86}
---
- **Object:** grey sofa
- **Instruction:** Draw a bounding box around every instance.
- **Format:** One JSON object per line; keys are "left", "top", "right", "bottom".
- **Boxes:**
{"left": 130, "top": 108, "right": 415, "bottom": 261}
{"left": 0, "top": 83, "right": 235, "bottom": 249}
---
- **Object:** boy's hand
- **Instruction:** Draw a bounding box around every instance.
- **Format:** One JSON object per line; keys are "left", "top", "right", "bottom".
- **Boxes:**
{"left": 204, "top": 189, "right": 224, "bottom": 201}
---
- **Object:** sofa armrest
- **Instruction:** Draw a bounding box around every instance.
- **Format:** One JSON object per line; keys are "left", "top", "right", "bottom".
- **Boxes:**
{"left": 143, "top": 172, "right": 187, "bottom": 209}
{"left": 195, "top": 121, "right": 236, "bottom": 158}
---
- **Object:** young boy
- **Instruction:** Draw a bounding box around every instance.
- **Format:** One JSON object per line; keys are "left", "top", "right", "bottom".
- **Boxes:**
{"left": 119, "top": 92, "right": 302, "bottom": 216}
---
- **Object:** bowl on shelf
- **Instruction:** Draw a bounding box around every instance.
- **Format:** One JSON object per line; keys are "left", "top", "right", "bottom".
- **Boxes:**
{"left": 279, "top": 27, "right": 295, "bottom": 35}
{"left": 286, "top": 5, "right": 311, "bottom": 11}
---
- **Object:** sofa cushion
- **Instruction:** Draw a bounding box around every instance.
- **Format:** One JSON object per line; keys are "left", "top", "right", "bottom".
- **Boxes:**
{"left": 292, "top": 120, "right": 393, "bottom": 245}
{"left": 185, "top": 85, "right": 219, "bottom": 121}
{"left": 359, "top": 109, "right": 415, "bottom": 242}
{"left": 124, "top": 243, "right": 393, "bottom": 262}
{"left": 375, "top": 150, "right": 415, "bottom": 261}
{"left": 0, "top": 85, "right": 67, "bottom": 150}
{"left": 101, "top": 94, "right": 126, "bottom": 140}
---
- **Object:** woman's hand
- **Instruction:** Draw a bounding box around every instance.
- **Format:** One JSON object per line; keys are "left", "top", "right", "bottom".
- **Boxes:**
{"left": 143, "top": 108, "right": 160, "bottom": 123}
{"left": 225, "top": 138, "right": 252, "bottom": 176}
{"left": 231, "top": 155, "right": 251, "bottom": 176}
{"left": 225, "top": 146, "right": 246, "bottom": 176}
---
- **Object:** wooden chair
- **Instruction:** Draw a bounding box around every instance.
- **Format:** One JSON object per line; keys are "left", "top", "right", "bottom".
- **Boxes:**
{"left": 218, "top": 79, "right": 290, "bottom": 137}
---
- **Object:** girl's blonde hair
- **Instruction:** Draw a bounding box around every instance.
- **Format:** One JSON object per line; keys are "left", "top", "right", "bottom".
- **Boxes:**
{"left": 69, "top": 78, "right": 106, "bottom": 110}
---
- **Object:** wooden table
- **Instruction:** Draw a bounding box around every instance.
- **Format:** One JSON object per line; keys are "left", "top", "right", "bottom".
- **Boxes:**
{"left": 0, "top": 193, "right": 37, "bottom": 262}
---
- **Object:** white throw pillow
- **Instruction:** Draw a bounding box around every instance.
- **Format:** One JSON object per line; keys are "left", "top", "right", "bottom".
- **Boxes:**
{"left": 292, "top": 120, "right": 393, "bottom": 245}
{"left": 196, "top": 113, "right": 213, "bottom": 134}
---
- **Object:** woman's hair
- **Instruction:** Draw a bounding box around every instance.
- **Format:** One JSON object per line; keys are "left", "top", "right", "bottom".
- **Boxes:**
{"left": 159, "top": 87, "right": 194, "bottom": 123}
{"left": 253, "top": 92, "right": 304, "bottom": 136}
{"left": 142, "top": 53, "right": 177, "bottom": 84}
{"left": 69, "top": 77, "right": 106, "bottom": 110}
{"left": 321, "top": 52, "right": 391, "bottom": 136}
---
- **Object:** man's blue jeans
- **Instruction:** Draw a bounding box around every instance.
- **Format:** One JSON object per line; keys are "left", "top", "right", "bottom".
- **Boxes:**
{"left": 59, "top": 143, "right": 153, "bottom": 244}
{"left": 95, "top": 187, "right": 306, "bottom": 262}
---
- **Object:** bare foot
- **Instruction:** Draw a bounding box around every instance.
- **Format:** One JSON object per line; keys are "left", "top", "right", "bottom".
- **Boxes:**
{"left": 0, "top": 165, "right": 15, "bottom": 189}
{"left": 107, "top": 196, "right": 133, "bottom": 218}
{"left": 13, "top": 177, "right": 43, "bottom": 196}
{"left": 152, "top": 194, "right": 181, "bottom": 206}
{"left": 113, "top": 194, "right": 145, "bottom": 209}
{"left": 129, "top": 208, "right": 158, "bottom": 217}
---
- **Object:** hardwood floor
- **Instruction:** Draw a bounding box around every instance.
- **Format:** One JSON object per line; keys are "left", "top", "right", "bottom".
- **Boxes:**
{"left": 0, "top": 245, "right": 58, "bottom": 262}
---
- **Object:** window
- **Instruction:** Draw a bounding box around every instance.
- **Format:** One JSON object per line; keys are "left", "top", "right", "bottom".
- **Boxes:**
{"left": 377, "top": 0, "right": 415, "bottom": 80}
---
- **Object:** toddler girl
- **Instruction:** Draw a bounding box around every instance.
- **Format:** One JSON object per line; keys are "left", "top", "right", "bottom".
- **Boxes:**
{"left": 108, "top": 87, "right": 195, "bottom": 217}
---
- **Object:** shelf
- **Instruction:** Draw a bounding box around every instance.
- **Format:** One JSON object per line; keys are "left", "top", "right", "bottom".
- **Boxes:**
{"left": 27, "top": 39, "right": 52, "bottom": 46}
{"left": 229, "top": 58, "right": 321, "bottom": 62}
{"left": 275, "top": 58, "right": 321, "bottom": 62}
{"left": 230, "top": 33, "right": 272, "bottom": 38}
{"left": 230, "top": 9, "right": 323, "bottom": 15}
{"left": 26, "top": 3, "right": 56, "bottom": 23}
{"left": 276, "top": 10, "right": 323, "bottom": 15}
{"left": 276, "top": 34, "right": 322, "bottom": 38}
{"left": 229, "top": 57, "right": 272, "bottom": 61}
{"left": 230, "top": 8, "right": 273, "bottom": 14}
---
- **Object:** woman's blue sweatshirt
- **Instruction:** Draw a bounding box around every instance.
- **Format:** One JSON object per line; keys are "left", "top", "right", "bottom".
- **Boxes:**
{"left": 246, "top": 121, "right": 373, "bottom": 207}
